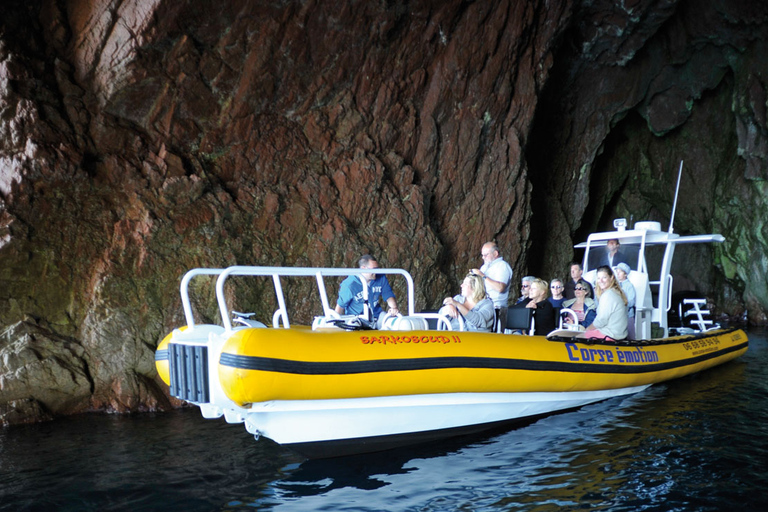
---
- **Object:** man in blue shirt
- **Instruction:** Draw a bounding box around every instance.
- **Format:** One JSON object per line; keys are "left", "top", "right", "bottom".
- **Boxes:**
{"left": 335, "top": 254, "right": 400, "bottom": 323}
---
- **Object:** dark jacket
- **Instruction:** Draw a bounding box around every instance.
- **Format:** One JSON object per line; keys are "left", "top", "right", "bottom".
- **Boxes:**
{"left": 512, "top": 298, "right": 557, "bottom": 334}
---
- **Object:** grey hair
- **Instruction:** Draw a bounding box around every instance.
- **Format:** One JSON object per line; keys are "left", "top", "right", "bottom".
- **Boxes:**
{"left": 358, "top": 254, "right": 377, "bottom": 267}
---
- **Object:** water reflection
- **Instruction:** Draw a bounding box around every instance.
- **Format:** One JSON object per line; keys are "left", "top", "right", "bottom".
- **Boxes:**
{"left": 235, "top": 336, "right": 766, "bottom": 511}
{"left": 0, "top": 409, "right": 302, "bottom": 511}
{"left": 0, "top": 332, "right": 766, "bottom": 512}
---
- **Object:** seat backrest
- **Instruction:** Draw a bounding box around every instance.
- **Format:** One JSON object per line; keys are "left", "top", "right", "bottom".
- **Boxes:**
{"left": 583, "top": 269, "right": 597, "bottom": 289}
{"left": 416, "top": 310, "right": 440, "bottom": 330}
{"left": 505, "top": 307, "right": 535, "bottom": 335}
{"left": 411, "top": 312, "right": 456, "bottom": 330}
{"left": 382, "top": 315, "right": 430, "bottom": 331}
{"left": 627, "top": 271, "right": 652, "bottom": 339}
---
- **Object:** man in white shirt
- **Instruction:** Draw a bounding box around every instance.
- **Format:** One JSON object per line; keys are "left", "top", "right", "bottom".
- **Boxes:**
{"left": 471, "top": 242, "right": 513, "bottom": 330}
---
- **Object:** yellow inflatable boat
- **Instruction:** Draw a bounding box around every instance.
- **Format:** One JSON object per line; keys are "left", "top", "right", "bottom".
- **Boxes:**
{"left": 156, "top": 229, "right": 748, "bottom": 458}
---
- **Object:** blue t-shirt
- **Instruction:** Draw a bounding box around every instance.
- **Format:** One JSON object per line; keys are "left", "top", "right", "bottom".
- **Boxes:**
{"left": 337, "top": 275, "right": 395, "bottom": 319}
{"left": 548, "top": 297, "right": 565, "bottom": 308}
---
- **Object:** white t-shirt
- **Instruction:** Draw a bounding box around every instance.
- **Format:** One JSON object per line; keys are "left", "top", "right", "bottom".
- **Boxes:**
{"left": 480, "top": 256, "right": 513, "bottom": 308}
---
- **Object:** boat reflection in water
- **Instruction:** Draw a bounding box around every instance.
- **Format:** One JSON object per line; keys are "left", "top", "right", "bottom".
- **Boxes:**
{"left": 233, "top": 346, "right": 763, "bottom": 511}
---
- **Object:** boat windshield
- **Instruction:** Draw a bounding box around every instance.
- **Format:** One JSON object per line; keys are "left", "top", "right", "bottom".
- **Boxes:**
{"left": 585, "top": 242, "right": 643, "bottom": 273}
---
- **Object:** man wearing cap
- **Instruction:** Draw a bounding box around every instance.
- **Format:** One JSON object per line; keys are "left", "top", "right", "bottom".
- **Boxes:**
{"left": 614, "top": 262, "right": 636, "bottom": 339}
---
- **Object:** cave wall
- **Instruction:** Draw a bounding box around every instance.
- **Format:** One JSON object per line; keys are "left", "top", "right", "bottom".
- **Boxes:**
{"left": 1, "top": 0, "right": 767, "bottom": 424}
{"left": 0, "top": 0, "right": 573, "bottom": 423}
{"left": 527, "top": 0, "right": 768, "bottom": 322}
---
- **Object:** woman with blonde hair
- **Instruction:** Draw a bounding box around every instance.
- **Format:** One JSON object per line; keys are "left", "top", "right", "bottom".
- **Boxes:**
{"left": 440, "top": 273, "right": 495, "bottom": 331}
{"left": 511, "top": 277, "right": 557, "bottom": 334}
{"left": 585, "top": 265, "right": 628, "bottom": 340}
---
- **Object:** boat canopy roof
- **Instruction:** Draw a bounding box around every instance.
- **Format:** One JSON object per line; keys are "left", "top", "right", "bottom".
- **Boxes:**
{"left": 574, "top": 221, "right": 725, "bottom": 249}
{"left": 575, "top": 219, "right": 724, "bottom": 275}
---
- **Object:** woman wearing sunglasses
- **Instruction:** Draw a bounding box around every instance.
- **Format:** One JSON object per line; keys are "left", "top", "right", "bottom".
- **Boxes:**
{"left": 561, "top": 278, "right": 597, "bottom": 330}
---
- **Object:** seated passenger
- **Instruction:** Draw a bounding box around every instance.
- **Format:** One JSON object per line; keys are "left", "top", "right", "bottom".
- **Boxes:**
{"left": 512, "top": 277, "right": 556, "bottom": 334}
{"left": 548, "top": 278, "right": 565, "bottom": 308}
{"left": 561, "top": 278, "right": 597, "bottom": 329}
{"left": 584, "top": 265, "right": 628, "bottom": 340}
{"left": 614, "top": 262, "right": 636, "bottom": 339}
{"left": 515, "top": 276, "right": 535, "bottom": 304}
{"left": 564, "top": 262, "right": 594, "bottom": 300}
{"left": 439, "top": 273, "right": 495, "bottom": 331}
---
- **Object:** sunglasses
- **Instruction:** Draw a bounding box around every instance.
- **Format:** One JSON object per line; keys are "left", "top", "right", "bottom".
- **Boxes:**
{"left": 574, "top": 287, "right": 586, "bottom": 291}
{"left": 521, "top": 284, "right": 530, "bottom": 288}
{"left": 551, "top": 285, "right": 562, "bottom": 289}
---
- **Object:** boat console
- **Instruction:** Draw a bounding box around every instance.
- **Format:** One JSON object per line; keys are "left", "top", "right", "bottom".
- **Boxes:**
{"left": 576, "top": 218, "right": 724, "bottom": 338}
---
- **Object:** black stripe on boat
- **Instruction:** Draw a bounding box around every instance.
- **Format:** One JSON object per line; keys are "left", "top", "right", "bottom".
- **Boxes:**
{"left": 219, "top": 341, "right": 747, "bottom": 375}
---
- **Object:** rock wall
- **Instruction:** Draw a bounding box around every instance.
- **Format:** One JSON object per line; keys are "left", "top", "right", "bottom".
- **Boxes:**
{"left": 528, "top": 0, "right": 768, "bottom": 320}
{"left": 1, "top": 0, "right": 767, "bottom": 424}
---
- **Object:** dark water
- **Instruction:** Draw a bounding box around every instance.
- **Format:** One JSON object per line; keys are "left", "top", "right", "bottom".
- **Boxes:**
{"left": 2, "top": 329, "right": 767, "bottom": 512}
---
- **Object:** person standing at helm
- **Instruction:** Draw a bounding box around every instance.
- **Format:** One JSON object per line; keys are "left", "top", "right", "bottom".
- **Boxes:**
{"left": 335, "top": 254, "right": 399, "bottom": 326}
{"left": 599, "top": 239, "right": 629, "bottom": 268}
{"left": 470, "top": 242, "right": 513, "bottom": 328}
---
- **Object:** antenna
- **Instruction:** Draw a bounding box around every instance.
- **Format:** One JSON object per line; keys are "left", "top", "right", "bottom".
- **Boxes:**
{"left": 669, "top": 160, "right": 683, "bottom": 234}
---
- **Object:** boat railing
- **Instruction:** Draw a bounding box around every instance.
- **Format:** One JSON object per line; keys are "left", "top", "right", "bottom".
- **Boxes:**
{"left": 179, "top": 266, "right": 418, "bottom": 331}
{"left": 180, "top": 268, "right": 227, "bottom": 330}
{"left": 679, "top": 298, "right": 720, "bottom": 332}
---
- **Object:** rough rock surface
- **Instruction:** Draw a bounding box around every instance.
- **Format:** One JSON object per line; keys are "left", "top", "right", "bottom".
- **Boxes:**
{"left": 1, "top": 0, "right": 767, "bottom": 423}
{"left": 529, "top": 0, "right": 768, "bottom": 320}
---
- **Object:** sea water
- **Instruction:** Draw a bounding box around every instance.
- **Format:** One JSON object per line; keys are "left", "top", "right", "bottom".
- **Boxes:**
{"left": 1, "top": 328, "right": 767, "bottom": 511}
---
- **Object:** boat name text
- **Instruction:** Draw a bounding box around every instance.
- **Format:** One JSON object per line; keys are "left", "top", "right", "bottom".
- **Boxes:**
{"left": 565, "top": 343, "right": 659, "bottom": 363}
{"left": 360, "top": 335, "right": 461, "bottom": 345}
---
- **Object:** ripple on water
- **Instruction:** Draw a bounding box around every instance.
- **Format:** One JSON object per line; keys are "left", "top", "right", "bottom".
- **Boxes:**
{"left": 1, "top": 331, "right": 767, "bottom": 512}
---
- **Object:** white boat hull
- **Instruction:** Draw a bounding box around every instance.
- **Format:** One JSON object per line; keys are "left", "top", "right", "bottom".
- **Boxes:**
{"left": 204, "top": 387, "right": 650, "bottom": 456}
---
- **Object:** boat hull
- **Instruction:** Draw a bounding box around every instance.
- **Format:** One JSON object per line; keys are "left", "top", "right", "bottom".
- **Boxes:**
{"left": 216, "top": 327, "right": 747, "bottom": 403}
{"left": 155, "top": 325, "right": 747, "bottom": 457}
{"left": 241, "top": 388, "right": 650, "bottom": 458}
